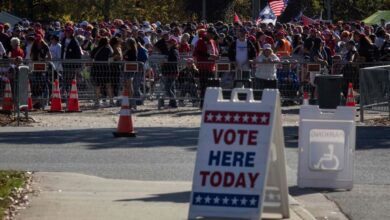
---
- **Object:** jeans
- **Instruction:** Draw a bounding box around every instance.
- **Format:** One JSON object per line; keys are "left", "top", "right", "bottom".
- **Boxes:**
{"left": 160, "top": 76, "right": 177, "bottom": 107}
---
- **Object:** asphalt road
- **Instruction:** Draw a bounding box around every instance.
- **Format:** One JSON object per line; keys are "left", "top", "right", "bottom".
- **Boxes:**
{"left": 0, "top": 126, "right": 389, "bottom": 220}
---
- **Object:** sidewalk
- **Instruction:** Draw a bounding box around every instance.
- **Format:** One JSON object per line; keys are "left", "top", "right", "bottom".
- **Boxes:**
{"left": 14, "top": 172, "right": 324, "bottom": 220}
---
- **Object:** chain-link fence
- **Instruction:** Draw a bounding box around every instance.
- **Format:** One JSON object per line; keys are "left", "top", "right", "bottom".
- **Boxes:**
{"left": 1, "top": 57, "right": 390, "bottom": 113}
{"left": 360, "top": 65, "right": 390, "bottom": 122}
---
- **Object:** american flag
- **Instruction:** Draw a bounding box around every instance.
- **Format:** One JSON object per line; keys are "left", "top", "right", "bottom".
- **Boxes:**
{"left": 268, "top": 0, "right": 288, "bottom": 17}
{"left": 256, "top": 5, "right": 277, "bottom": 26}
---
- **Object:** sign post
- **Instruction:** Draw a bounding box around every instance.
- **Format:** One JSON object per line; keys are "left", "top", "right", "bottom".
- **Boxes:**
{"left": 188, "top": 87, "right": 289, "bottom": 220}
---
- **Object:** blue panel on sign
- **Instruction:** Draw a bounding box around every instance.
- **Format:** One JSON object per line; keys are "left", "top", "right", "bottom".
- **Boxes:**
{"left": 192, "top": 192, "right": 259, "bottom": 208}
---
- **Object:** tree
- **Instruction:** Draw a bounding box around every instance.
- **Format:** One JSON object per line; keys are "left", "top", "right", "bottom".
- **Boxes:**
{"left": 5, "top": 0, "right": 390, "bottom": 24}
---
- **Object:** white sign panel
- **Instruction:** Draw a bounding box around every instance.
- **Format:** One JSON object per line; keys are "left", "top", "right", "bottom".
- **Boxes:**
{"left": 298, "top": 105, "right": 356, "bottom": 190}
{"left": 189, "top": 88, "right": 289, "bottom": 220}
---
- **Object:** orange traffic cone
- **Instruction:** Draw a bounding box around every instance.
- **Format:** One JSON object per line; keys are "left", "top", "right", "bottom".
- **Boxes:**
{"left": 113, "top": 86, "right": 136, "bottom": 137}
{"left": 2, "top": 79, "right": 13, "bottom": 111}
{"left": 346, "top": 83, "right": 355, "bottom": 107}
{"left": 303, "top": 91, "right": 309, "bottom": 106}
{"left": 49, "top": 79, "right": 63, "bottom": 112}
{"left": 66, "top": 78, "right": 81, "bottom": 112}
{"left": 27, "top": 81, "right": 33, "bottom": 111}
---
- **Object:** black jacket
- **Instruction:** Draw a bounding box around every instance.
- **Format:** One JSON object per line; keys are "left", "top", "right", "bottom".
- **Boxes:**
{"left": 0, "top": 32, "right": 11, "bottom": 53}
{"left": 162, "top": 47, "right": 179, "bottom": 76}
{"left": 61, "top": 37, "right": 82, "bottom": 59}
{"left": 228, "top": 39, "right": 257, "bottom": 62}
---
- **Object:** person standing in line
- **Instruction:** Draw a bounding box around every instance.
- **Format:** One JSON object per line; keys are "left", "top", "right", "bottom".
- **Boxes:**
{"left": 228, "top": 27, "right": 256, "bottom": 79}
{"left": 90, "top": 37, "right": 113, "bottom": 107}
{"left": 193, "top": 27, "right": 219, "bottom": 108}
{"left": 109, "top": 36, "right": 123, "bottom": 104}
{"left": 30, "top": 34, "right": 52, "bottom": 109}
{"left": 254, "top": 44, "right": 280, "bottom": 90}
{"left": 160, "top": 38, "right": 179, "bottom": 108}
{"left": 61, "top": 26, "right": 82, "bottom": 95}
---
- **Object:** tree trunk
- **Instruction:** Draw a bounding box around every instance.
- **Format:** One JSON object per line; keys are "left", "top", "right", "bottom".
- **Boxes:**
{"left": 103, "top": 0, "right": 111, "bottom": 22}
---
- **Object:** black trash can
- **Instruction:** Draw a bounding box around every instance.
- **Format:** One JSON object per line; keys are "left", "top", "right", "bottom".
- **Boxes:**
{"left": 315, "top": 74, "right": 343, "bottom": 109}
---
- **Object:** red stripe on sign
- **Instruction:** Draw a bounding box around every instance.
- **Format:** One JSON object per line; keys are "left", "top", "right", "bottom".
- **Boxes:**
{"left": 204, "top": 111, "right": 270, "bottom": 125}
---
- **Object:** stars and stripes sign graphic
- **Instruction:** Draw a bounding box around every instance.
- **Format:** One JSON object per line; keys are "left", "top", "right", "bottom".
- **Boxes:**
{"left": 268, "top": 0, "right": 289, "bottom": 17}
{"left": 204, "top": 111, "right": 270, "bottom": 125}
{"left": 192, "top": 192, "right": 259, "bottom": 208}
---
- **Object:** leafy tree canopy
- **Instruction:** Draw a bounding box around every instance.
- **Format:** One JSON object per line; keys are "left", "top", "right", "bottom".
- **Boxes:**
{"left": 0, "top": 0, "right": 389, "bottom": 23}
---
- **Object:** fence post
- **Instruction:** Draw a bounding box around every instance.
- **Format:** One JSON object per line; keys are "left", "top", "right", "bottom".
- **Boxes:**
{"left": 359, "top": 68, "right": 364, "bottom": 122}
{"left": 388, "top": 70, "right": 390, "bottom": 120}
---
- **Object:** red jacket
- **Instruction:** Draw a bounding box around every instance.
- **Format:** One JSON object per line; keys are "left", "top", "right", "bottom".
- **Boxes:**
{"left": 193, "top": 38, "right": 218, "bottom": 72}
{"left": 10, "top": 47, "right": 24, "bottom": 58}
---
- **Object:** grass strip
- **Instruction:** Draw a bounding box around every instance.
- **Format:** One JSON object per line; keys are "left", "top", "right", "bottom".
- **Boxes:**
{"left": 0, "top": 171, "right": 27, "bottom": 219}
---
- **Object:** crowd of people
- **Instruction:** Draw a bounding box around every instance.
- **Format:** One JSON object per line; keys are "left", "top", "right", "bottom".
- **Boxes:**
{"left": 1, "top": 17, "right": 390, "bottom": 109}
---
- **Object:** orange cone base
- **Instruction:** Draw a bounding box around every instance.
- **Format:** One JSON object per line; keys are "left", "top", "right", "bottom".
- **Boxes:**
{"left": 113, "top": 131, "right": 136, "bottom": 137}
{"left": 66, "top": 100, "right": 82, "bottom": 112}
{"left": 28, "top": 100, "right": 33, "bottom": 110}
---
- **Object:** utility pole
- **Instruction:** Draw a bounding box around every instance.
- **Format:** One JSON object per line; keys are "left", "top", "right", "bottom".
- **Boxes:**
{"left": 326, "top": 0, "right": 331, "bottom": 21}
{"left": 253, "top": 0, "right": 261, "bottom": 20}
{"left": 202, "top": 0, "right": 206, "bottom": 21}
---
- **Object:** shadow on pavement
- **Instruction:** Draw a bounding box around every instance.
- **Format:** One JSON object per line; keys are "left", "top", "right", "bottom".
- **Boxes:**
{"left": 288, "top": 186, "right": 347, "bottom": 196}
{"left": 0, "top": 126, "right": 388, "bottom": 150}
{"left": 136, "top": 109, "right": 201, "bottom": 117}
{"left": 0, "top": 127, "right": 200, "bottom": 150}
{"left": 115, "top": 191, "right": 191, "bottom": 203}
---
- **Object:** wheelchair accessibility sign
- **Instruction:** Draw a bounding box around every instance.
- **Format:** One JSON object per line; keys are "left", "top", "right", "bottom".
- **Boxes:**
{"left": 309, "top": 129, "right": 345, "bottom": 171}
{"left": 298, "top": 105, "right": 356, "bottom": 190}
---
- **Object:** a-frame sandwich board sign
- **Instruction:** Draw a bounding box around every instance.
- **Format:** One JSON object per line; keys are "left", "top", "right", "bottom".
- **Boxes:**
{"left": 188, "top": 87, "right": 289, "bottom": 220}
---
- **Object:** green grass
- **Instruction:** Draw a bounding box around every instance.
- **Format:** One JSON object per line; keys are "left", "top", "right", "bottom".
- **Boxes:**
{"left": 0, "top": 171, "right": 27, "bottom": 219}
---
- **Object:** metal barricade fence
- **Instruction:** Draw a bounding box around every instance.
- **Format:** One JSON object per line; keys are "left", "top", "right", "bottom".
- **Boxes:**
{"left": 332, "top": 61, "right": 390, "bottom": 96}
{"left": 147, "top": 60, "right": 307, "bottom": 109}
{"left": 3, "top": 58, "right": 390, "bottom": 112}
{"left": 359, "top": 65, "right": 390, "bottom": 122}
{"left": 19, "top": 59, "right": 146, "bottom": 109}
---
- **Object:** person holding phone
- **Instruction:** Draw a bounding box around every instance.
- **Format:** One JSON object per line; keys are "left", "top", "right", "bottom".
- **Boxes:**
{"left": 254, "top": 44, "right": 280, "bottom": 90}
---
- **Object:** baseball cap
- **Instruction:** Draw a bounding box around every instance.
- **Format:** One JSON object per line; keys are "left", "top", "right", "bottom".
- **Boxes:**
{"left": 168, "top": 38, "right": 178, "bottom": 45}
{"left": 263, "top": 44, "right": 272, "bottom": 51}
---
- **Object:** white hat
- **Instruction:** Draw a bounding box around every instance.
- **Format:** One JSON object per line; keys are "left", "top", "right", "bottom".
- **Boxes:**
{"left": 263, "top": 43, "right": 272, "bottom": 51}
{"left": 80, "top": 21, "right": 89, "bottom": 27}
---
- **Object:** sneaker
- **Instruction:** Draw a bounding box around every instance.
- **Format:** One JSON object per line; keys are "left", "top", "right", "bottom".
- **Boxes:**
{"left": 94, "top": 101, "right": 100, "bottom": 108}
{"left": 178, "top": 101, "right": 185, "bottom": 107}
{"left": 33, "top": 102, "right": 42, "bottom": 110}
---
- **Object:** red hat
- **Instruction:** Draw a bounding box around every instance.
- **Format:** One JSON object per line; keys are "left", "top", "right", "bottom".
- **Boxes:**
{"left": 35, "top": 30, "right": 44, "bottom": 37}
{"left": 65, "top": 27, "right": 74, "bottom": 33}
{"left": 198, "top": 29, "right": 207, "bottom": 38}
{"left": 168, "top": 38, "right": 178, "bottom": 45}
{"left": 35, "top": 34, "right": 43, "bottom": 42}
{"left": 248, "top": 35, "right": 256, "bottom": 42}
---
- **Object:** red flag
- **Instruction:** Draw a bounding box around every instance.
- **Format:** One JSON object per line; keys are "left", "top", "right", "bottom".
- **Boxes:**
{"left": 302, "top": 15, "right": 315, "bottom": 26}
{"left": 234, "top": 13, "right": 241, "bottom": 24}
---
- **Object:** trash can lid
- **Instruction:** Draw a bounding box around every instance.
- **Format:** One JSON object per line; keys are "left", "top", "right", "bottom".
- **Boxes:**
{"left": 314, "top": 74, "right": 343, "bottom": 79}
